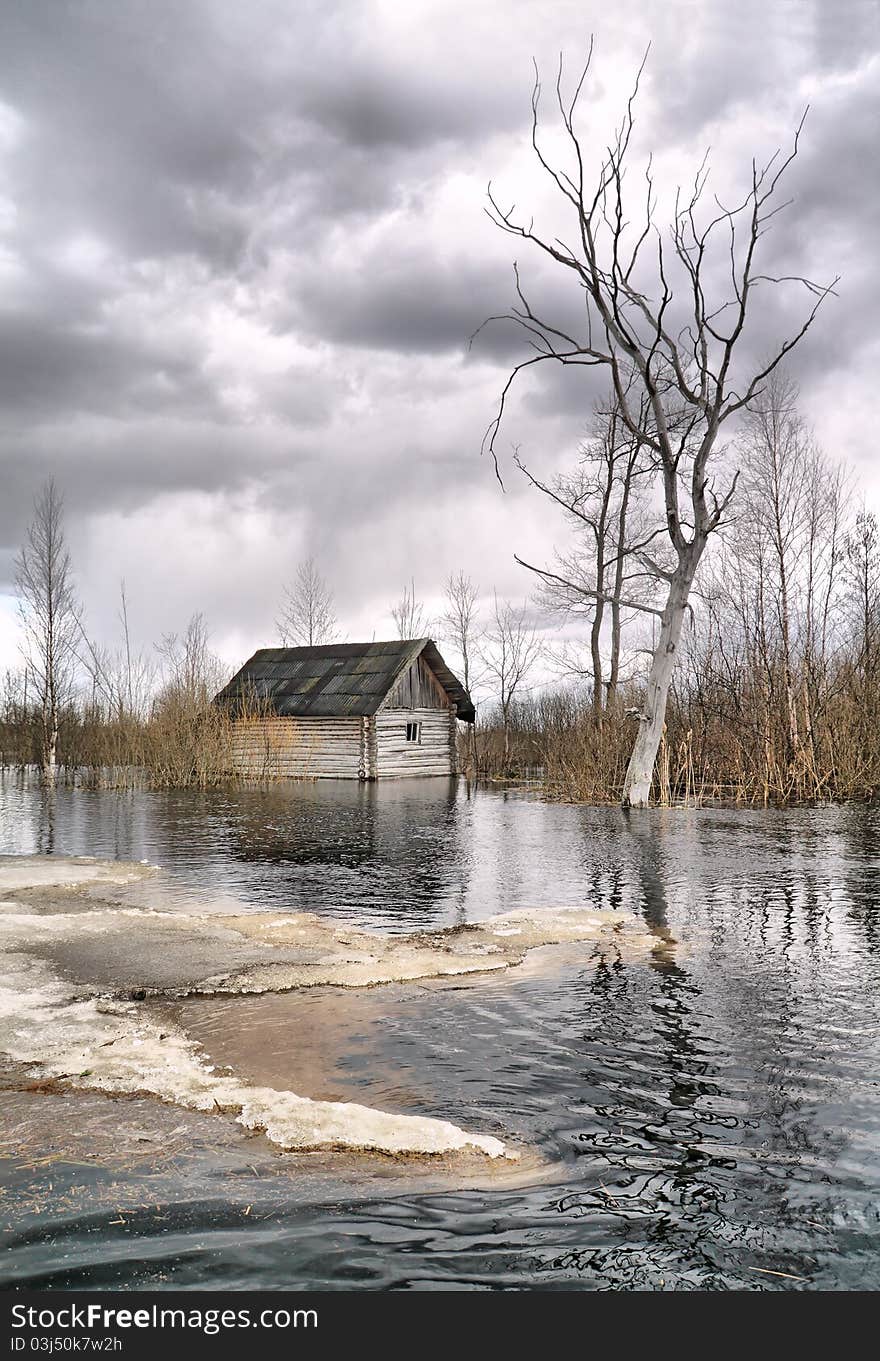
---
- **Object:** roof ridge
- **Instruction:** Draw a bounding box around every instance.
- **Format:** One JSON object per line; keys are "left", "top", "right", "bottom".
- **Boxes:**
{"left": 214, "top": 638, "right": 474, "bottom": 722}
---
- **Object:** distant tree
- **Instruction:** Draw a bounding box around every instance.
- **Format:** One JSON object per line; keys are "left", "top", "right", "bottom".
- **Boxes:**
{"left": 277, "top": 558, "right": 338, "bottom": 647}
{"left": 673, "top": 382, "right": 847, "bottom": 802}
{"left": 514, "top": 392, "right": 658, "bottom": 724}
{"left": 479, "top": 48, "right": 836, "bottom": 804}
{"left": 734, "top": 373, "right": 845, "bottom": 771}
{"left": 440, "top": 572, "right": 481, "bottom": 695}
{"left": 155, "top": 612, "right": 224, "bottom": 705}
{"left": 0, "top": 667, "right": 32, "bottom": 768}
{"left": 151, "top": 614, "right": 230, "bottom": 788}
{"left": 391, "top": 579, "right": 427, "bottom": 639}
{"left": 480, "top": 595, "right": 542, "bottom": 767}
{"left": 15, "top": 480, "right": 80, "bottom": 784}
{"left": 845, "top": 510, "right": 879, "bottom": 677}
{"left": 440, "top": 571, "right": 482, "bottom": 772}
{"left": 76, "top": 580, "right": 156, "bottom": 723}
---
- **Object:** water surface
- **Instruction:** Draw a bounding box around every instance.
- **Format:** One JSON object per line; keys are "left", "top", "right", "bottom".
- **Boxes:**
{"left": 2, "top": 774, "right": 878, "bottom": 1290}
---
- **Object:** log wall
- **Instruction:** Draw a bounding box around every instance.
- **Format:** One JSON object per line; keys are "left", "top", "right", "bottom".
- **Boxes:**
{"left": 230, "top": 716, "right": 364, "bottom": 779}
{"left": 231, "top": 706, "right": 461, "bottom": 780}
{"left": 373, "top": 706, "right": 457, "bottom": 778}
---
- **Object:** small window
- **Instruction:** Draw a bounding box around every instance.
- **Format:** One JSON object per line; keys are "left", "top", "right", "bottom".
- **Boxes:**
{"left": 405, "top": 721, "right": 421, "bottom": 744}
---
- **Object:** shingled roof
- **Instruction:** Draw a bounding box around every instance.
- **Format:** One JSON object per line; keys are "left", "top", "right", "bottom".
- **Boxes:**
{"left": 215, "top": 638, "right": 475, "bottom": 722}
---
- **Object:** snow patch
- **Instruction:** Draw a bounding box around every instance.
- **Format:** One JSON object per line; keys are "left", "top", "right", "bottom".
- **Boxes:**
{"left": 0, "top": 855, "right": 659, "bottom": 1161}
{"left": 0, "top": 855, "right": 156, "bottom": 892}
{"left": 0, "top": 900, "right": 511, "bottom": 1160}
{"left": 0, "top": 958, "right": 509, "bottom": 1157}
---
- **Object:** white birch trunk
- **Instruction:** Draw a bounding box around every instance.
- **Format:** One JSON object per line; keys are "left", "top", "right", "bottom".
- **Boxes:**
{"left": 622, "top": 564, "right": 697, "bottom": 808}
{"left": 44, "top": 725, "right": 58, "bottom": 786}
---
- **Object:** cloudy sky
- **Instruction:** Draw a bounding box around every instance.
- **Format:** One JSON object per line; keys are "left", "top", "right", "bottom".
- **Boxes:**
{"left": 0, "top": 0, "right": 877, "bottom": 679}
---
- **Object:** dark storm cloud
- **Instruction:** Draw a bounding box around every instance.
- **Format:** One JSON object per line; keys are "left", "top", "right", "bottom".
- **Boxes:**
{"left": 0, "top": 0, "right": 523, "bottom": 265}
{"left": 0, "top": 3, "right": 261, "bottom": 264}
{"left": 0, "top": 310, "right": 216, "bottom": 420}
{"left": 0, "top": 0, "right": 876, "bottom": 663}
{"left": 810, "top": 0, "right": 880, "bottom": 71}
{"left": 792, "top": 77, "right": 880, "bottom": 241}
{"left": 641, "top": 0, "right": 878, "bottom": 141}
{"left": 0, "top": 0, "right": 529, "bottom": 547}
{"left": 295, "top": 53, "right": 522, "bottom": 152}
{"left": 290, "top": 250, "right": 516, "bottom": 355}
{"left": 0, "top": 421, "right": 287, "bottom": 549}
{"left": 726, "top": 70, "right": 880, "bottom": 391}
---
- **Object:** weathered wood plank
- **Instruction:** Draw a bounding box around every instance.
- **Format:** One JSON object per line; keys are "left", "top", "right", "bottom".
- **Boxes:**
{"left": 231, "top": 705, "right": 459, "bottom": 780}
{"left": 375, "top": 705, "right": 455, "bottom": 778}
{"left": 381, "top": 655, "right": 450, "bottom": 711}
{"left": 231, "top": 716, "right": 363, "bottom": 778}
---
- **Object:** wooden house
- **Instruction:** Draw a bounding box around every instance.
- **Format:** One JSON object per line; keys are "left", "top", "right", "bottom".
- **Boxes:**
{"left": 215, "top": 639, "right": 475, "bottom": 780}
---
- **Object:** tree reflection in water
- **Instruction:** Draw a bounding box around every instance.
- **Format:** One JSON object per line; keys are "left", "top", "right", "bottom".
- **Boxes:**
{"left": 2, "top": 774, "right": 879, "bottom": 1289}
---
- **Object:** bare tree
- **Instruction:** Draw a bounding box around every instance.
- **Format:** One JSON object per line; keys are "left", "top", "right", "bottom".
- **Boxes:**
{"left": 151, "top": 614, "right": 231, "bottom": 788}
{"left": 674, "top": 385, "right": 847, "bottom": 803}
{"left": 480, "top": 595, "right": 542, "bottom": 767}
{"left": 15, "top": 480, "right": 80, "bottom": 784}
{"left": 738, "top": 374, "right": 811, "bottom": 766}
{"left": 730, "top": 375, "right": 846, "bottom": 788}
{"left": 440, "top": 572, "right": 481, "bottom": 694}
{"left": 155, "top": 612, "right": 224, "bottom": 705}
{"left": 277, "top": 557, "right": 338, "bottom": 647}
{"left": 391, "top": 579, "right": 427, "bottom": 638}
{"left": 0, "top": 667, "right": 32, "bottom": 768}
{"left": 843, "top": 508, "right": 880, "bottom": 786}
{"left": 440, "top": 571, "right": 482, "bottom": 772}
{"left": 515, "top": 393, "right": 659, "bottom": 723}
{"left": 846, "top": 510, "right": 880, "bottom": 676}
{"left": 478, "top": 48, "right": 836, "bottom": 805}
{"left": 76, "top": 581, "right": 156, "bottom": 724}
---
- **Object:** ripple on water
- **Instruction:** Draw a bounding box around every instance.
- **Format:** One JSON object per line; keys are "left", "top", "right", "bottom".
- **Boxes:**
{"left": 1, "top": 777, "right": 879, "bottom": 1289}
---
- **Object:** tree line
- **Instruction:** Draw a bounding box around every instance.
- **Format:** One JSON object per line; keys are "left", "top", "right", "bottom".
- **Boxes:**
{"left": 2, "top": 46, "right": 867, "bottom": 805}
{"left": 0, "top": 482, "right": 545, "bottom": 790}
{"left": 2, "top": 389, "right": 876, "bottom": 804}
{"left": 472, "top": 376, "right": 879, "bottom": 803}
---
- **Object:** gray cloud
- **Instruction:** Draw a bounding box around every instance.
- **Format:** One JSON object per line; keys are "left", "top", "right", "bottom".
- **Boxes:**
{"left": 0, "top": 0, "right": 876, "bottom": 669}
{"left": 290, "top": 250, "right": 512, "bottom": 354}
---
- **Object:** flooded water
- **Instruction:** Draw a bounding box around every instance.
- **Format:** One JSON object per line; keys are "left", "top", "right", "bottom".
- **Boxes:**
{"left": 2, "top": 773, "right": 879, "bottom": 1290}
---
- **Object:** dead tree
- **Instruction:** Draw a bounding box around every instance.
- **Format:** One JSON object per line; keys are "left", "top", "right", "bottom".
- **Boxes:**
{"left": 440, "top": 571, "right": 482, "bottom": 771}
{"left": 391, "top": 579, "right": 427, "bottom": 639}
{"left": 479, "top": 47, "right": 836, "bottom": 805}
{"left": 14, "top": 480, "right": 80, "bottom": 784}
{"left": 277, "top": 558, "right": 338, "bottom": 647}
{"left": 479, "top": 595, "right": 541, "bottom": 768}
{"left": 440, "top": 572, "right": 481, "bottom": 693}
{"left": 514, "top": 393, "right": 659, "bottom": 723}
{"left": 844, "top": 509, "right": 880, "bottom": 785}
{"left": 76, "top": 581, "right": 156, "bottom": 725}
{"left": 846, "top": 511, "right": 880, "bottom": 677}
{"left": 734, "top": 373, "right": 846, "bottom": 785}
